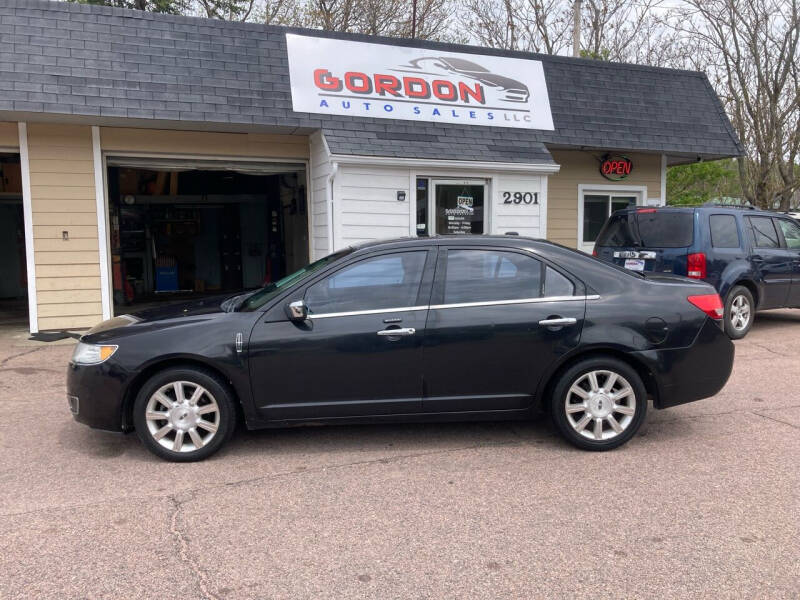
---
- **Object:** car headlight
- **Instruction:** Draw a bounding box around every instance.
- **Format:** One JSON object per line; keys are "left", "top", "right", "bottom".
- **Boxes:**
{"left": 71, "top": 342, "right": 118, "bottom": 365}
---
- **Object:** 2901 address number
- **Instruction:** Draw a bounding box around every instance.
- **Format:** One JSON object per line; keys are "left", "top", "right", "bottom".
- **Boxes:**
{"left": 502, "top": 191, "right": 539, "bottom": 205}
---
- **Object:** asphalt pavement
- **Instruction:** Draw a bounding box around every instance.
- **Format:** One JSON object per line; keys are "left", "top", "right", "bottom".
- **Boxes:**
{"left": 1, "top": 311, "right": 798, "bottom": 599}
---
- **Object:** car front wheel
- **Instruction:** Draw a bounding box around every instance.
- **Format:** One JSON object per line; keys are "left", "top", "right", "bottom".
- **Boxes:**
{"left": 133, "top": 367, "right": 237, "bottom": 462}
{"left": 550, "top": 357, "right": 647, "bottom": 451}
{"left": 724, "top": 285, "right": 753, "bottom": 339}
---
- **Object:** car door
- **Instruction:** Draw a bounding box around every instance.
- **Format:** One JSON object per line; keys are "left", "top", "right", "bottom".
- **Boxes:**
{"left": 248, "top": 248, "right": 435, "bottom": 420}
{"left": 421, "top": 246, "right": 585, "bottom": 413}
{"left": 775, "top": 217, "right": 800, "bottom": 307}
{"left": 745, "top": 216, "right": 791, "bottom": 308}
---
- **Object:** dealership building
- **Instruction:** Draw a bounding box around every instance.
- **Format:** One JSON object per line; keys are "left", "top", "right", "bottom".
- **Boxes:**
{"left": 0, "top": 0, "right": 741, "bottom": 333}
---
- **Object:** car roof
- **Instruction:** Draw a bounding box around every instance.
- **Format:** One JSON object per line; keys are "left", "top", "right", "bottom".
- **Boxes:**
{"left": 349, "top": 234, "right": 560, "bottom": 253}
{"left": 610, "top": 205, "right": 782, "bottom": 217}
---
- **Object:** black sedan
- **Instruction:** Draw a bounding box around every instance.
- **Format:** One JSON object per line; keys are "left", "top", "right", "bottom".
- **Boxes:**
{"left": 67, "top": 236, "right": 734, "bottom": 461}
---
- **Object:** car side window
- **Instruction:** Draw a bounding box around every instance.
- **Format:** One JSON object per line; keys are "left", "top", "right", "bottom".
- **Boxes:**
{"left": 777, "top": 219, "right": 800, "bottom": 249}
{"left": 747, "top": 216, "right": 780, "bottom": 249}
{"left": 444, "top": 249, "right": 542, "bottom": 304}
{"left": 544, "top": 266, "right": 575, "bottom": 297}
{"left": 305, "top": 251, "right": 427, "bottom": 314}
{"left": 709, "top": 214, "right": 740, "bottom": 248}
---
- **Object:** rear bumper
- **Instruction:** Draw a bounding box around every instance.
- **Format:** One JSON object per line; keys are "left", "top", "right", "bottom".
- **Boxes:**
{"left": 66, "top": 361, "right": 129, "bottom": 432}
{"left": 632, "top": 319, "right": 734, "bottom": 409}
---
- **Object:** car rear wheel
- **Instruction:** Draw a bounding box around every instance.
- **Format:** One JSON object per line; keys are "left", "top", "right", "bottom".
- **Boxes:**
{"left": 133, "top": 367, "right": 236, "bottom": 462}
{"left": 550, "top": 357, "right": 647, "bottom": 451}
{"left": 724, "top": 285, "right": 753, "bottom": 339}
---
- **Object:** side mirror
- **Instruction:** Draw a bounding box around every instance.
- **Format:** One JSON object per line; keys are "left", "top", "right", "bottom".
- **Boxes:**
{"left": 287, "top": 299, "right": 308, "bottom": 322}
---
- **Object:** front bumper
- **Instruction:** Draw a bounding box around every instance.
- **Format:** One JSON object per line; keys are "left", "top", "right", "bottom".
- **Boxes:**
{"left": 66, "top": 361, "right": 129, "bottom": 431}
{"left": 633, "top": 319, "right": 735, "bottom": 409}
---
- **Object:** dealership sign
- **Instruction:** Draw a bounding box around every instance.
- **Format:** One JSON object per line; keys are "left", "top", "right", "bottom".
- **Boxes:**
{"left": 285, "top": 34, "right": 554, "bottom": 130}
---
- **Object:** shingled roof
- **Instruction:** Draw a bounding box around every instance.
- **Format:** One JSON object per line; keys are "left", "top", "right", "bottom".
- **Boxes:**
{"left": 0, "top": 0, "right": 742, "bottom": 164}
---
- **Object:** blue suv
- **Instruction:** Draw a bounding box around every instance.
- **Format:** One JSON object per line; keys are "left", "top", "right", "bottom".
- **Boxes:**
{"left": 594, "top": 205, "right": 800, "bottom": 339}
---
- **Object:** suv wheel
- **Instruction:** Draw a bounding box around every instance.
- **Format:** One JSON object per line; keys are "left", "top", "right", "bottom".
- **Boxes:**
{"left": 724, "top": 285, "right": 754, "bottom": 339}
{"left": 550, "top": 357, "right": 647, "bottom": 451}
{"left": 133, "top": 367, "right": 237, "bottom": 462}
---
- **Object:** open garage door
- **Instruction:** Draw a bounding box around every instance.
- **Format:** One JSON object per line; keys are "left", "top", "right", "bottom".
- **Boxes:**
{"left": 0, "top": 154, "right": 28, "bottom": 331}
{"left": 105, "top": 157, "right": 308, "bottom": 312}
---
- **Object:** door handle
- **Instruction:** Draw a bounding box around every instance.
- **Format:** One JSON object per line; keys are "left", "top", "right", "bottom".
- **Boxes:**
{"left": 377, "top": 327, "right": 416, "bottom": 336}
{"left": 538, "top": 317, "right": 577, "bottom": 327}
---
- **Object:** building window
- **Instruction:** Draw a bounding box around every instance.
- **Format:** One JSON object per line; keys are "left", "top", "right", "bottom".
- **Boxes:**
{"left": 583, "top": 194, "right": 637, "bottom": 243}
{"left": 416, "top": 178, "right": 428, "bottom": 236}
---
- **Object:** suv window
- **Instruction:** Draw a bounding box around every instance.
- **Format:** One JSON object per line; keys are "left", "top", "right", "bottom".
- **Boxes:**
{"left": 777, "top": 219, "right": 800, "bottom": 249}
{"left": 709, "top": 214, "right": 740, "bottom": 248}
{"left": 747, "top": 216, "right": 780, "bottom": 248}
{"left": 305, "top": 251, "right": 427, "bottom": 314}
{"left": 444, "top": 249, "right": 542, "bottom": 304}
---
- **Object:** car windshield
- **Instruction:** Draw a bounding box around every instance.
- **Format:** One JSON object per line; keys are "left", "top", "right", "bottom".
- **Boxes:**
{"left": 239, "top": 249, "right": 353, "bottom": 312}
{"left": 596, "top": 210, "right": 694, "bottom": 248}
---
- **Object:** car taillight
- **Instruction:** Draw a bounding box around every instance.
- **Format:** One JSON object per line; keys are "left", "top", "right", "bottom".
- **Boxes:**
{"left": 687, "top": 252, "right": 706, "bottom": 279}
{"left": 592, "top": 248, "right": 597, "bottom": 257}
{"left": 687, "top": 294, "right": 724, "bottom": 320}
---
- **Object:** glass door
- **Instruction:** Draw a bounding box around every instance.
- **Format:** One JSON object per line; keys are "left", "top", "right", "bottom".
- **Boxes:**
{"left": 433, "top": 180, "right": 487, "bottom": 235}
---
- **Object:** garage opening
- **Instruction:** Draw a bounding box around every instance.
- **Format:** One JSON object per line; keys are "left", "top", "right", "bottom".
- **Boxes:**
{"left": 106, "top": 158, "right": 308, "bottom": 312}
{"left": 0, "top": 154, "right": 29, "bottom": 331}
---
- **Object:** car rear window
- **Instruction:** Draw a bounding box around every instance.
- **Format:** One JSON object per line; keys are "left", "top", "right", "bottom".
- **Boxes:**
{"left": 595, "top": 210, "right": 694, "bottom": 248}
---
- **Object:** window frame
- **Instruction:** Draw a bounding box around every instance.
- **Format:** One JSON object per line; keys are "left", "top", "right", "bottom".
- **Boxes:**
{"left": 746, "top": 216, "right": 782, "bottom": 249}
{"left": 709, "top": 213, "right": 741, "bottom": 249}
{"left": 300, "top": 248, "right": 436, "bottom": 316}
{"left": 577, "top": 185, "right": 646, "bottom": 253}
{"left": 774, "top": 217, "right": 800, "bottom": 250}
{"left": 431, "top": 246, "right": 580, "bottom": 307}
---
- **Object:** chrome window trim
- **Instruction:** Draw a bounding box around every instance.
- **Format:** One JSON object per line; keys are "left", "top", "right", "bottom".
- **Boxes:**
{"left": 308, "top": 295, "right": 599, "bottom": 319}
{"left": 310, "top": 305, "right": 429, "bottom": 320}
{"left": 430, "top": 295, "right": 598, "bottom": 310}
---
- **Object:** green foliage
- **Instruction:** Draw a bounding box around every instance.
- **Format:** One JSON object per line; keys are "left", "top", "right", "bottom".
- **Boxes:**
{"left": 666, "top": 159, "right": 743, "bottom": 206}
{"left": 579, "top": 48, "right": 611, "bottom": 61}
{"left": 69, "top": 0, "right": 189, "bottom": 14}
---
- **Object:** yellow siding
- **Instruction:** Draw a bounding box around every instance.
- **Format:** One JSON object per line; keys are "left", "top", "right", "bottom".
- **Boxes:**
{"left": 0, "top": 121, "right": 18, "bottom": 148}
{"left": 27, "top": 123, "right": 102, "bottom": 329}
{"left": 547, "top": 151, "right": 662, "bottom": 248}
{"left": 99, "top": 127, "right": 309, "bottom": 159}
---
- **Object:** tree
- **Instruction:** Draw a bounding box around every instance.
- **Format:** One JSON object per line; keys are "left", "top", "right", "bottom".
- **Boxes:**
{"left": 304, "top": 0, "right": 454, "bottom": 40}
{"left": 668, "top": 0, "right": 800, "bottom": 209}
{"left": 69, "top": 0, "right": 190, "bottom": 13}
{"left": 667, "top": 159, "right": 743, "bottom": 205}
{"left": 198, "top": 0, "right": 255, "bottom": 21}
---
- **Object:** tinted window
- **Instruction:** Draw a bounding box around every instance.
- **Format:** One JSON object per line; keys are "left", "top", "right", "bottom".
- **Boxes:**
{"left": 595, "top": 213, "right": 638, "bottom": 247}
{"left": 777, "top": 219, "right": 800, "bottom": 249}
{"left": 544, "top": 267, "right": 574, "bottom": 297}
{"left": 595, "top": 211, "right": 693, "bottom": 248}
{"left": 305, "top": 251, "right": 427, "bottom": 314}
{"left": 747, "top": 217, "right": 780, "bottom": 248}
{"left": 709, "top": 214, "right": 740, "bottom": 248}
{"left": 444, "top": 250, "right": 542, "bottom": 304}
{"left": 635, "top": 211, "right": 694, "bottom": 247}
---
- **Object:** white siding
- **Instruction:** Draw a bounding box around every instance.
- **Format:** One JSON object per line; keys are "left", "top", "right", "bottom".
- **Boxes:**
{"left": 491, "top": 173, "right": 546, "bottom": 237}
{"left": 309, "top": 131, "right": 331, "bottom": 259}
{"left": 335, "top": 165, "right": 411, "bottom": 248}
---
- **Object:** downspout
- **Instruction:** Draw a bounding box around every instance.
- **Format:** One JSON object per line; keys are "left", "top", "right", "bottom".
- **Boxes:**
{"left": 327, "top": 161, "right": 338, "bottom": 253}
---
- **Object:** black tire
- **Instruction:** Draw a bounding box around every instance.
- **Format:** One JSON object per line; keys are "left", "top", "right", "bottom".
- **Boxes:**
{"left": 133, "top": 366, "right": 237, "bottom": 462}
{"left": 724, "top": 285, "right": 754, "bottom": 339}
{"left": 550, "top": 357, "right": 647, "bottom": 451}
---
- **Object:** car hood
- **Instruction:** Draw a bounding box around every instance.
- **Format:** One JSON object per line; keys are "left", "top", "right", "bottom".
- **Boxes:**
{"left": 85, "top": 294, "right": 235, "bottom": 336}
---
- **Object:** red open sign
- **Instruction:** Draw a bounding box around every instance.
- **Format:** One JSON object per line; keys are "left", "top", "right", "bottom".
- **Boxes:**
{"left": 600, "top": 155, "right": 633, "bottom": 181}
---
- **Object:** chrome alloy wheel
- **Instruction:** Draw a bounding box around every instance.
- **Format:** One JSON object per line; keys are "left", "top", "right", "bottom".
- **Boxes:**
{"left": 730, "top": 294, "right": 751, "bottom": 332}
{"left": 144, "top": 381, "right": 220, "bottom": 453}
{"left": 564, "top": 370, "right": 636, "bottom": 441}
